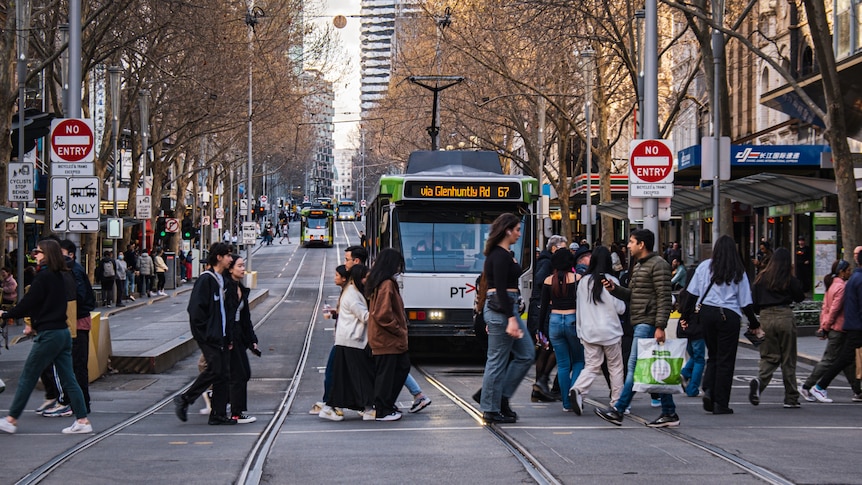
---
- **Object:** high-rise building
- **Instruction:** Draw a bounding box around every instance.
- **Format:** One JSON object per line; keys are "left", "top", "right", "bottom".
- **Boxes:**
{"left": 301, "top": 70, "right": 335, "bottom": 198}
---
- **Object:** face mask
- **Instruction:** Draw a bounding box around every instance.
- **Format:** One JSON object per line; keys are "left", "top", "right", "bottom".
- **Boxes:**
{"left": 118, "top": 254, "right": 124, "bottom": 260}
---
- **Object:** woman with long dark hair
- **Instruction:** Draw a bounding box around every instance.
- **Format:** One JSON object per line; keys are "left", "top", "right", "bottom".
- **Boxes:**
{"left": 568, "top": 246, "right": 625, "bottom": 415}
{"left": 224, "top": 255, "right": 259, "bottom": 423}
{"left": 365, "top": 249, "right": 410, "bottom": 421}
{"left": 538, "top": 249, "right": 584, "bottom": 412}
{"left": 479, "top": 213, "right": 534, "bottom": 424}
{"left": 0, "top": 239, "right": 92, "bottom": 434}
{"left": 682, "top": 235, "right": 761, "bottom": 414}
{"left": 799, "top": 259, "right": 861, "bottom": 402}
{"left": 750, "top": 247, "right": 804, "bottom": 408}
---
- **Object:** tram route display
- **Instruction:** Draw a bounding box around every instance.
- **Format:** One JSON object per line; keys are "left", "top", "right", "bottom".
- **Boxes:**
{"left": 403, "top": 180, "right": 523, "bottom": 200}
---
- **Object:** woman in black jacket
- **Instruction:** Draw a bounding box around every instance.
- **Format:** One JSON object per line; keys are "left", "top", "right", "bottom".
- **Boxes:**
{"left": 0, "top": 239, "right": 92, "bottom": 435}
{"left": 224, "top": 255, "right": 260, "bottom": 424}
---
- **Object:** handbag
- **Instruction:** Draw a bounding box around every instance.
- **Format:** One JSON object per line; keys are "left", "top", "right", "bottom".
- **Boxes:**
{"left": 632, "top": 338, "right": 687, "bottom": 394}
{"left": 677, "top": 280, "right": 715, "bottom": 339}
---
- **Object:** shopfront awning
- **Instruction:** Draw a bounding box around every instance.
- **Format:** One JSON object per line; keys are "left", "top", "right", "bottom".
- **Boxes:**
{"left": 597, "top": 173, "right": 836, "bottom": 220}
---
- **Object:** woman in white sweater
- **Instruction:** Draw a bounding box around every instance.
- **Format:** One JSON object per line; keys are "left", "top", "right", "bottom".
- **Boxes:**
{"left": 569, "top": 246, "right": 626, "bottom": 415}
{"left": 321, "top": 264, "right": 374, "bottom": 421}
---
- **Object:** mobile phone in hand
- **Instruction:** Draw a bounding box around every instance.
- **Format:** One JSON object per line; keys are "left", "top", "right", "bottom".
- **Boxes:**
{"left": 251, "top": 348, "right": 262, "bottom": 357}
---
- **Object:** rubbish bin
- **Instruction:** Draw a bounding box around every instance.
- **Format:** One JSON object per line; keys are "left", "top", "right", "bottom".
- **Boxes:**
{"left": 164, "top": 251, "right": 177, "bottom": 290}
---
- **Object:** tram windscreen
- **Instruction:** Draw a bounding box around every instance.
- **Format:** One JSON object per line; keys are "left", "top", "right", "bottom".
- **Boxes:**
{"left": 307, "top": 216, "right": 328, "bottom": 229}
{"left": 395, "top": 208, "right": 525, "bottom": 273}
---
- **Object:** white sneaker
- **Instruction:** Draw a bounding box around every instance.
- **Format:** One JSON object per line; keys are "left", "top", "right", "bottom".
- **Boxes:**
{"left": 810, "top": 386, "right": 833, "bottom": 403}
{"left": 309, "top": 401, "right": 324, "bottom": 415}
{"left": 199, "top": 390, "right": 212, "bottom": 415}
{"left": 799, "top": 386, "right": 816, "bottom": 402}
{"left": 375, "top": 411, "right": 402, "bottom": 421}
{"left": 128, "top": 295, "right": 136, "bottom": 301}
{"left": 360, "top": 409, "right": 376, "bottom": 421}
{"left": 0, "top": 377, "right": 5, "bottom": 394}
{"left": 318, "top": 406, "right": 344, "bottom": 421}
{"left": 159, "top": 291, "right": 167, "bottom": 296}
{"left": 62, "top": 420, "right": 93, "bottom": 434}
{"left": 0, "top": 419, "right": 16, "bottom": 434}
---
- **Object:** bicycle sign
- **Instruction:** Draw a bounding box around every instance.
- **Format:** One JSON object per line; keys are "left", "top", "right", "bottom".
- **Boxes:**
{"left": 50, "top": 176, "right": 100, "bottom": 233}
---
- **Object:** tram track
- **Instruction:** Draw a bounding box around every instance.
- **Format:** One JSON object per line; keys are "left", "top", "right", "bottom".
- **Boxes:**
{"left": 14, "top": 248, "right": 327, "bottom": 485}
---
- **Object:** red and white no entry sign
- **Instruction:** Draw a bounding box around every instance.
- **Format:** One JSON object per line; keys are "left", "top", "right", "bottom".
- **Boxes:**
{"left": 629, "top": 139, "right": 674, "bottom": 184}
{"left": 50, "top": 118, "right": 95, "bottom": 163}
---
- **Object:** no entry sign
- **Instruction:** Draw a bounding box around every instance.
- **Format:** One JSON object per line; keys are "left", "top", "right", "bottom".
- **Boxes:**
{"left": 50, "top": 118, "right": 95, "bottom": 163}
{"left": 629, "top": 139, "right": 674, "bottom": 184}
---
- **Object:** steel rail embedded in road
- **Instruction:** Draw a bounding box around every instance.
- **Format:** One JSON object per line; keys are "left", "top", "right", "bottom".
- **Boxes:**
{"left": 415, "top": 366, "right": 562, "bottom": 485}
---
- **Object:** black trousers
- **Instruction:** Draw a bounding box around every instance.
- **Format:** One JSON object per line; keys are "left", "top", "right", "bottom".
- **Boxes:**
{"left": 115, "top": 279, "right": 126, "bottom": 305}
{"left": 72, "top": 329, "right": 91, "bottom": 412}
{"left": 229, "top": 346, "right": 251, "bottom": 416}
{"left": 184, "top": 342, "right": 231, "bottom": 417}
{"left": 701, "top": 305, "right": 740, "bottom": 408}
{"left": 100, "top": 278, "right": 114, "bottom": 304}
{"left": 817, "top": 329, "right": 862, "bottom": 390}
{"left": 373, "top": 352, "right": 410, "bottom": 416}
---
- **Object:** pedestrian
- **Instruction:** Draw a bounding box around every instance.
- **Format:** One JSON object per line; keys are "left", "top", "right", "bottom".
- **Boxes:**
{"left": 750, "top": 247, "right": 805, "bottom": 408}
{"left": 321, "top": 264, "right": 374, "bottom": 421}
{"left": 224, "top": 255, "right": 259, "bottom": 423}
{"left": 528, "top": 235, "right": 567, "bottom": 403}
{"left": 538, "top": 248, "right": 585, "bottom": 412}
{"left": 479, "top": 213, "right": 534, "bottom": 424}
{"left": 752, "top": 241, "right": 772, "bottom": 275}
{"left": 173, "top": 242, "right": 235, "bottom": 425}
{"left": 0, "top": 239, "right": 93, "bottom": 434}
{"left": 138, "top": 250, "right": 154, "bottom": 297}
{"left": 799, "top": 259, "right": 862, "bottom": 402}
{"left": 96, "top": 250, "right": 117, "bottom": 307}
{"left": 807, "top": 250, "right": 862, "bottom": 404}
{"left": 359, "top": 231, "right": 367, "bottom": 248}
{"left": 185, "top": 250, "right": 194, "bottom": 282}
{"left": 114, "top": 252, "right": 127, "bottom": 307}
{"left": 681, "top": 236, "right": 761, "bottom": 413}
{"left": 670, "top": 258, "right": 687, "bottom": 291}
{"left": 1, "top": 266, "right": 17, "bottom": 306}
{"left": 568, "top": 246, "right": 626, "bottom": 415}
{"left": 124, "top": 243, "right": 137, "bottom": 301}
{"left": 279, "top": 215, "right": 291, "bottom": 244}
{"left": 310, "top": 264, "right": 352, "bottom": 416}
{"left": 154, "top": 248, "right": 168, "bottom": 296}
{"left": 595, "top": 229, "right": 678, "bottom": 427}
{"left": 795, "top": 237, "right": 812, "bottom": 293}
{"left": 365, "top": 248, "right": 411, "bottom": 422}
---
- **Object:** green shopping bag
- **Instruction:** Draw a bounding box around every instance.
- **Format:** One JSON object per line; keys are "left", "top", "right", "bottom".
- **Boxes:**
{"left": 632, "top": 338, "right": 687, "bottom": 394}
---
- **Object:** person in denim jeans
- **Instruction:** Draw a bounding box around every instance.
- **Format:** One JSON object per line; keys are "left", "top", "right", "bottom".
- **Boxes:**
{"left": 594, "top": 229, "right": 678, "bottom": 428}
{"left": 679, "top": 339, "right": 706, "bottom": 397}
{"left": 480, "top": 213, "right": 534, "bottom": 424}
{"left": 539, "top": 249, "right": 584, "bottom": 411}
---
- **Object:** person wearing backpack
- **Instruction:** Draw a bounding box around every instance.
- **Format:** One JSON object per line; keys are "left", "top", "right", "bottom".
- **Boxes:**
{"left": 137, "top": 250, "right": 154, "bottom": 298}
{"left": 96, "top": 250, "right": 117, "bottom": 307}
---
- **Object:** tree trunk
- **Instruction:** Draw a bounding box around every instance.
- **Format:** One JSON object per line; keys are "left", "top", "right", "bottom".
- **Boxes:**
{"left": 556, "top": 127, "right": 572, "bottom": 242}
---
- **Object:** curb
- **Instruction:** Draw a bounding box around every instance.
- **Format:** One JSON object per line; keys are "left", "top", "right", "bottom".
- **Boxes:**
{"left": 102, "top": 285, "right": 194, "bottom": 317}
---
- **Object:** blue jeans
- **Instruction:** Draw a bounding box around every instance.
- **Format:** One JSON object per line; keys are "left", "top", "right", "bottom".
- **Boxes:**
{"left": 9, "top": 329, "right": 87, "bottom": 419}
{"left": 125, "top": 270, "right": 136, "bottom": 295}
{"left": 404, "top": 373, "right": 421, "bottom": 396}
{"left": 548, "top": 313, "right": 584, "bottom": 409}
{"left": 680, "top": 338, "right": 706, "bottom": 396}
{"left": 614, "top": 324, "right": 675, "bottom": 415}
{"left": 481, "top": 292, "right": 535, "bottom": 412}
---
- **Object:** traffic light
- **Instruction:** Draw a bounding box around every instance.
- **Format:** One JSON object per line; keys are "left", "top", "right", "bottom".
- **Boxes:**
{"left": 11, "top": 109, "right": 54, "bottom": 156}
{"left": 157, "top": 218, "right": 167, "bottom": 238}
{"left": 182, "top": 218, "right": 193, "bottom": 239}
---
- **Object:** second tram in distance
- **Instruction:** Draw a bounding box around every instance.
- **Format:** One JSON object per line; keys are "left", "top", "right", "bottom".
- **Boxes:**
{"left": 300, "top": 206, "right": 335, "bottom": 247}
{"left": 365, "top": 150, "right": 539, "bottom": 337}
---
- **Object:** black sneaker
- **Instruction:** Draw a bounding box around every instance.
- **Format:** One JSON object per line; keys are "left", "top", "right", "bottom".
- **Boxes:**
{"left": 174, "top": 395, "right": 188, "bottom": 422}
{"left": 500, "top": 398, "right": 518, "bottom": 421}
{"left": 482, "top": 412, "right": 515, "bottom": 424}
{"left": 208, "top": 415, "right": 237, "bottom": 425}
{"left": 647, "top": 413, "right": 680, "bottom": 428}
{"left": 594, "top": 407, "right": 623, "bottom": 426}
{"left": 783, "top": 402, "right": 801, "bottom": 409}
{"left": 749, "top": 378, "right": 760, "bottom": 406}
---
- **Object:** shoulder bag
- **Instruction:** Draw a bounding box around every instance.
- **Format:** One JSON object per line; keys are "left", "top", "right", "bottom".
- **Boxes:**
{"left": 676, "top": 280, "right": 714, "bottom": 339}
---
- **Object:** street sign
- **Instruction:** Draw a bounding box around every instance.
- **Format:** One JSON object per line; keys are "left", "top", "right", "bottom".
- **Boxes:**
{"left": 136, "top": 195, "right": 151, "bottom": 219}
{"left": 165, "top": 218, "right": 179, "bottom": 233}
{"left": 360, "top": 199, "right": 366, "bottom": 208}
{"left": 242, "top": 222, "right": 257, "bottom": 245}
{"left": 50, "top": 176, "right": 100, "bottom": 233}
{"left": 51, "top": 177, "right": 68, "bottom": 232}
{"left": 50, "top": 118, "right": 95, "bottom": 163}
{"left": 8, "top": 162, "right": 34, "bottom": 202}
{"left": 629, "top": 139, "right": 674, "bottom": 198}
{"left": 52, "top": 162, "right": 93, "bottom": 176}
{"left": 107, "top": 218, "right": 123, "bottom": 239}
{"left": 240, "top": 198, "right": 248, "bottom": 216}
{"left": 202, "top": 215, "right": 211, "bottom": 226}
{"left": 215, "top": 208, "right": 224, "bottom": 220}
{"left": 259, "top": 195, "right": 268, "bottom": 204}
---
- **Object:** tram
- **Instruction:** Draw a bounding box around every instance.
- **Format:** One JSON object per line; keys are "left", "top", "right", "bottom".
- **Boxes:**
{"left": 300, "top": 206, "right": 335, "bottom": 247}
{"left": 336, "top": 199, "right": 358, "bottom": 221}
{"left": 365, "top": 150, "right": 539, "bottom": 338}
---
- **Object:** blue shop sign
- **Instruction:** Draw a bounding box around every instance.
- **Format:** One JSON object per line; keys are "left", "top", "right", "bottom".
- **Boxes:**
{"left": 678, "top": 144, "right": 830, "bottom": 170}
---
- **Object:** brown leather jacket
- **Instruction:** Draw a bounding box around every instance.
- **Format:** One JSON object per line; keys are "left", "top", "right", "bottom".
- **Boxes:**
{"left": 367, "top": 279, "right": 408, "bottom": 355}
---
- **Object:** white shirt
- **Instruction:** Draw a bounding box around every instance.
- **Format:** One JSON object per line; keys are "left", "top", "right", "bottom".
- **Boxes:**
{"left": 686, "top": 259, "right": 753, "bottom": 316}
{"left": 334, "top": 283, "right": 370, "bottom": 349}
{"left": 576, "top": 275, "right": 626, "bottom": 346}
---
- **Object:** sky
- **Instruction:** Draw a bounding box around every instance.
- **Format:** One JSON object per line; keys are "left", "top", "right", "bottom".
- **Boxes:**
{"left": 312, "top": 0, "right": 362, "bottom": 150}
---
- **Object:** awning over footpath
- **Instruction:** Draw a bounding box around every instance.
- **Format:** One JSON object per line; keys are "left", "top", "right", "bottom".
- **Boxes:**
{"left": 597, "top": 173, "right": 836, "bottom": 219}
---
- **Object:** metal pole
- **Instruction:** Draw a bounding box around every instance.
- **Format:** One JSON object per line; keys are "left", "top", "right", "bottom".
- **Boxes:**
{"left": 66, "top": 0, "right": 83, "bottom": 255}
{"left": 139, "top": 90, "right": 150, "bottom": 251}
{"left": 582, "top": 49, "right": 595, "bottom": 248}
{"left": 109, "top": 66, "right": 122, "bottom": 219}
{"left": 16, "top": 0, "right": 31, "bottom": 301}
{"left": 537, "top": 96, "right": 546, "bottom": 247}
{"left": 643, "top": 0, "right": 659, "bottom": 240}
{"left": 711, "top": 0, "right": 724, "bottom": 244}
{"left": 246, "top": 20, "right": 254, "bottom": 273}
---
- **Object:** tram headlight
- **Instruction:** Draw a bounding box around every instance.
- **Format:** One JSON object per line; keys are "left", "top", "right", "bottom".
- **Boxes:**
{"left": 427, "top": 310, "right": 445, "bottom": 321}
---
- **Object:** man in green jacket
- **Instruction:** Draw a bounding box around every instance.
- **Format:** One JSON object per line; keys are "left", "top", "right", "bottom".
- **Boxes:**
{"left": 594, "top": 229, "right": 678, "bottom": 427}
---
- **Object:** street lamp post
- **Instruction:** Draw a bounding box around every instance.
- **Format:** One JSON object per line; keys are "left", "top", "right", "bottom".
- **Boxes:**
{"left": 581, "top": 48, "right": 596, "bottom": 247}
{"left": 109, "top": 66, "right": 122, "bottom": 220}
{"left": 16, "top": 0, "right": 31, "bottom": 301}
{"left": 245, "top": 4, "right": 264, "bottom": 276}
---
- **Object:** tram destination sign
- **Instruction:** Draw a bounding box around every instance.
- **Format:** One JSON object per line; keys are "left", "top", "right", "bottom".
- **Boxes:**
{"left": 403, "top": 180, "right": 522, "bottom": 201}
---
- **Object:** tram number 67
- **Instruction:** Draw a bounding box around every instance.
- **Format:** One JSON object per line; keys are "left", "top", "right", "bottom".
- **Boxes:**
{"left": 497, "top": 187, "right": 510, "bottom": 198}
